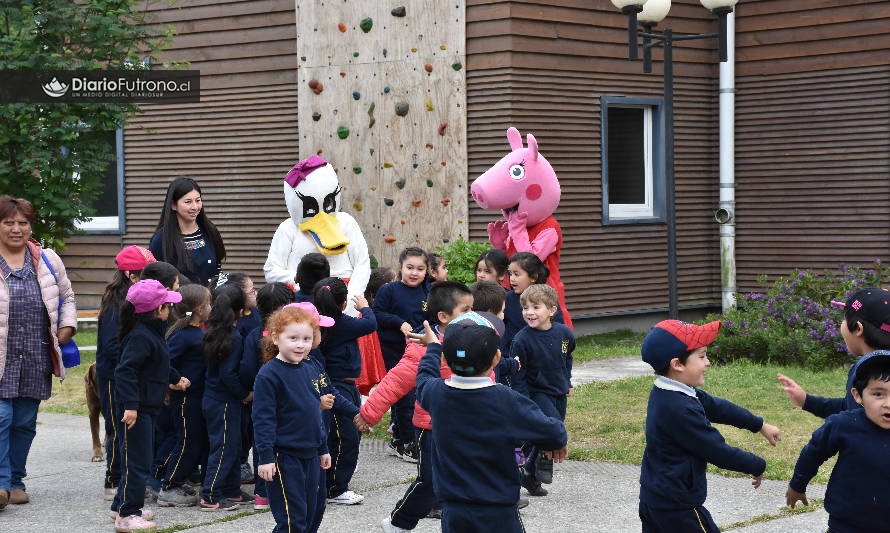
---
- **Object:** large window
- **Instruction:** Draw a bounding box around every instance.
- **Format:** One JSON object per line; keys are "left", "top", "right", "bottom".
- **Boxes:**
{"left": 75, "top": 129, "right": 125, "bottom": 233}
{"left": 601, "top": 96, "right": 664, "bottom": 224}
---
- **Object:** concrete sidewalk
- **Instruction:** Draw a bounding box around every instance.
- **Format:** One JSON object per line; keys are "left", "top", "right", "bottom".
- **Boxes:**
{"left": 0, "top": 358, "right": 828, "bottom": 532}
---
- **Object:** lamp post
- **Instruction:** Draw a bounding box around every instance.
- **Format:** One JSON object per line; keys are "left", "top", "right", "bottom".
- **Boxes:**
{"left": 611, "top": 0, "right": 737, "bottom": 319}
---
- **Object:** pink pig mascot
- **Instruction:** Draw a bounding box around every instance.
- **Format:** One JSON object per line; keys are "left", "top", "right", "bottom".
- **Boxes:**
{"left": 471, "top": 127, "right": 572, "bottom": 328}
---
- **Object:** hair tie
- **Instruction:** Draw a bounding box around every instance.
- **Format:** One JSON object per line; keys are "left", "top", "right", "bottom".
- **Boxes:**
{"left": 322, "top": 285, "right": 331, "bottom": 290}
{"left": 185, "top": 311, "right": 192, "bottom": 317}
{"left": 216, "top": 272, "right": 228, "bottom": 288}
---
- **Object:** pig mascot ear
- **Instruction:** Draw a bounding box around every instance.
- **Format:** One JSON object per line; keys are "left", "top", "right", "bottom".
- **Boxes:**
{"left": 526, "top": 133, "right": 539, "bottom": 161}
{"left": 506, "top": 127, "right": 523, "bottom": 150}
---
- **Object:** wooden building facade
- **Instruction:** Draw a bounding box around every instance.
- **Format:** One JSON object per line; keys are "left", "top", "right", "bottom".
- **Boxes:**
{"left": 59, "top": 0, "right": 890, "bottom": 333}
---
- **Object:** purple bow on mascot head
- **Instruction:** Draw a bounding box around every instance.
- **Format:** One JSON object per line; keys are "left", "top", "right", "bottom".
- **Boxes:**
{"left": 285, "top": 154, "right": 328, "bottom": 188}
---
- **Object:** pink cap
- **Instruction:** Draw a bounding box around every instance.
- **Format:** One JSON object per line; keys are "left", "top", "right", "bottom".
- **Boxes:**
{"left": 115, "top": 245, "right": 156, "bottom": 271}
{"left": 126, "top": 279, "right": 182, "bottom": 314}
{"left": 284, "top": 301, "right": 335, "bottom": 327}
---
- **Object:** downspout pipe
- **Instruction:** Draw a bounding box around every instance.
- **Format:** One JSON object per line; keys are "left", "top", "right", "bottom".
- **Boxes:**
{"left": 718, "top": 11, "right": 737, "bottom": 313}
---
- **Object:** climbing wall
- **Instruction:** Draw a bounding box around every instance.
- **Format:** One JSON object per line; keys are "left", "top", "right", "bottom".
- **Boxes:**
{"left": 296, "top": 1, "right": 467, "bottom": 269}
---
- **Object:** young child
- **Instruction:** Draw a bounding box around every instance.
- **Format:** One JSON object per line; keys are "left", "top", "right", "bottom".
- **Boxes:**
{"left": 372, "top": 246, "right": 431, "bottom": 459}
{"left": 426, "top": 251, "right": 448, "bottom": 284}
{"left": 253, "top": 306, "right": 333, "bottom": 533}
{"left": 365, "top": 266, "right": 397, "bottom": 305}
{"left": 413, "top": 317, "right": 568, "bottom": 533}
{"left": 777, "top": 287, "right": 890, "bottom": 418}
{"left": 200, "top": 284, "right": 252, "bottom": 511}
{"left": 359, "top": 281, "right": 474, "bottom": 532}
{"left": 156, "top": 284, "right": 212, "bottom": 508}
{"left": 295, "top": 252, "right": 330, "bottom": 303}
{"left": 96, "top": 245, "right": 157, "bottom": 500}
{"left": 111, "top": 279, "right": 185, "bottom": 532}
{"left": 639, "top": 319, "right": 781, "bottom": 533}
{"left": 511, "top": 284, "right": 574, "bottom": 495}
{"left": 356, "top": 266, "right": 395, "bottom": 396}
{"left": 313, "top": 277, "right": 377, "bottom": 505}
{"left": 475, "top": 248, "right": 509, "bottom": 287}
{"left": 503, "top": 252, "right": 564, "bottom": 360}
{"left": 785, "top": 351, "right": 890, "bottom": 532}
{"left": 471, "top": 280, "right": 516, "bottom": 385}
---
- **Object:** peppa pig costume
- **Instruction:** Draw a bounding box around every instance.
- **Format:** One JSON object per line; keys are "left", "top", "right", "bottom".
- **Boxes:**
{"left": 471, "top": 127, "right": 572, "bottom": 328}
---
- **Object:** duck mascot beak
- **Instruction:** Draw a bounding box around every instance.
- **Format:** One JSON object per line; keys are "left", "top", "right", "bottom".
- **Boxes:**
{"left": 299, "top": 212, "right": 349, "bottom": 255}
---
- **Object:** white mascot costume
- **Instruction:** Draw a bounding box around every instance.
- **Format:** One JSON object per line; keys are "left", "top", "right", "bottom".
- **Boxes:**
{"left": 264, "top": 155, "right": 371, "bottom": 316}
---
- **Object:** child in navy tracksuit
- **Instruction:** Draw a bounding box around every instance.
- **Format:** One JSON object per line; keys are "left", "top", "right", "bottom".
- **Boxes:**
{"left": 96, "top": 245, "right": 157, "bottom": 500}
{"left": 414, "top": 318, "right": 568, "bottom": 533}
{"left": 372, "top": 246, "right": 430, "bottom": 458}
{"left": 156, "top": 284, "right": 212, "bottom": 507}
{"left": 294, "top": 252, "right": 330, "bottom": 303}
{"left": 312, "top": 277, "right": 377, "bottom": 505}
{"left": 111, "top": 279, "right": 186, "bottom": 532}
{"left": 254, "top": 305, "right": 333, "bottom": 533}
{"left": 786, "top": 352, "right": 890, "bottom": 533}
{"left": 200, "top": 284, "right": 252, "bottom": 511}
{"left": 638, "top": 319, "right": 781, "bottom": 533}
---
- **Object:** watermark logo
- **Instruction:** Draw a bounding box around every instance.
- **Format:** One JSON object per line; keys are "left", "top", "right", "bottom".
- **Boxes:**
{"left": 42, "top": 77, "right": 69, "bottom": 98}
{"left": 0, "top": 70, "right": 200, "bottom": 103}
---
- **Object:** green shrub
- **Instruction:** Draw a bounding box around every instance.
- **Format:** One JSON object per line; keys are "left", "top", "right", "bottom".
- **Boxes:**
{"left": 708, "top": 262, "right": 888, "bottom": 369}
{"left": 434, "top": 238, "right": 492, "bottom": 285}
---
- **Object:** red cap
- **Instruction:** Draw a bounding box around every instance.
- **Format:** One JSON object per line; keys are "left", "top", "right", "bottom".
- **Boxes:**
{"left": 115, "top": 246, "right": 156, "bottom": 271}
{"left": 641, "top": 319, "right": 721, "bottom": 371}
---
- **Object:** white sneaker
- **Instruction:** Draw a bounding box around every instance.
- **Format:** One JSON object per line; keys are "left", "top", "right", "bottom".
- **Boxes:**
{"left": 109, "top": 508, "right": 156, "bottom": 521}
{"left": 113, "top": 513, "right": 157, "bottom": 532}
{"left": 326, "top": 490, "right": 364, "bottom": 505}
{"left": 380, "top": 516, "right": 410, "bottom": 533}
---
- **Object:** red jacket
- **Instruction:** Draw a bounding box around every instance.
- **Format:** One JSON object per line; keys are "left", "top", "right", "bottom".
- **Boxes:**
{"left": 360, "top": 339, "right": 495, "bottom": 431}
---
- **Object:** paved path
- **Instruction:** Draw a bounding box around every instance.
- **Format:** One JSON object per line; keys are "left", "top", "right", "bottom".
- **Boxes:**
{"left": 0, "top": 357, "right": 828, "bottom": 532}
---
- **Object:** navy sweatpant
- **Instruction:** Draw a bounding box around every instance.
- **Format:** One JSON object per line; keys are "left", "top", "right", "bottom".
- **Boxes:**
{"left": 523, "top": 392, "right": 566, "bottom": 480}
{"left": 111, "top": 407, "right": 154, "bottom": 518}
{"left": 639, "top": 502, "right": 720, "bottom": 533}
{"left": 162, "top": 393, "right": 207, "bottom": 489}
{"left": 97, "top": 374, "right": 120, "bottom": 489}
{"left": 442, "top": 501, "right": 524, "bottom": 533}
{"left": 202, "top": 396, "right": 242, "bottom": 503}
{"left": 267, "top": 450, "right": 326, "bottom": 533}
{"left": 326, "top": 380, "right": 362, "bottom": 498}
{"left": 390, "top": 428, "right": 436, "bottom": 529}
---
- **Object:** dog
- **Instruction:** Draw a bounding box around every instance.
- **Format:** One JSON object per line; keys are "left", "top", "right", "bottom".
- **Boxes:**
{"left": 84, "top": 362, "right": 104, "bottom": 462}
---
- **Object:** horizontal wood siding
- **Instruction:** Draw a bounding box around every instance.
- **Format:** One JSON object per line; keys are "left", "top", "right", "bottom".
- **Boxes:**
{"left": 64, "top": 0, "right": 299, "bottom": 306}
{"left": 734, "top": 1, "right": 890, "bottom": 290}
{"left": 467, "top": 0, "right": 723, "bottom": 317}
{"left": 58, "top": 235, "right": 125, "bottom": 309}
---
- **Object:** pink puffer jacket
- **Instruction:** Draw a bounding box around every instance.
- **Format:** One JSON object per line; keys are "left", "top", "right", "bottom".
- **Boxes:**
{"left": 0, "top": 239, "right": 77, "bottom": 382}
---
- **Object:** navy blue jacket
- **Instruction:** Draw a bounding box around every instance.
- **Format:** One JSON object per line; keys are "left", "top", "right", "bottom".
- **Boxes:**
{"left": 204, "top": 330, "right": 250, "bottom": 402}
{"left": 372, "top": 281, "right": 429, "bottom": 348}
{"left": 501, "top": 290, "right": 565, "bottom": 358}
{"left": 801, "top": 352, "right": 890, "bottom": 418}
{"left": 253, "top": 357, "right": 329, "bottom": 464}
{"left": 239, "top": 326, "right": 263, "bottom": 391}
{"left": 115, "top": 319, "right": 181, "bottom": 415}
{"left": 149, "top": 228, "right": 220, "bottom": 286}
{"left": 639, "top": 377, "right": 766, "bottom": 510}
{"left": 511, "top": 323, "right": 574, "bottom": 398}
{"left": 790, "top": 409, "right": 890, "bottom": 533}
{"left": 96, "top": 306, "right": 122, "bottom": 381}
{"left": 236, "top": 308, "right": 261, "bottom": 339}
{"left": 167, "top": 325, "right": 206, "bottom": 397}
{"left": 320, "top": 307, "right": 377, "bottom": 380}
{"left": 416, "top": 342, "right": 567, "bottom": 506}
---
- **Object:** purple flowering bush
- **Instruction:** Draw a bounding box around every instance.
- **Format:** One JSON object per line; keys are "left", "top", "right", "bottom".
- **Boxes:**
{"left": 708, "top": 262, "right": 887, "bottom": 369}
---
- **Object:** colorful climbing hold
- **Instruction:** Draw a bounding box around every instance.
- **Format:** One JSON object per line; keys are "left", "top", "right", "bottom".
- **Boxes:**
{"left": 308, "top": 79, "right": 324, "bottom": 95}
{"left": 412, "top": 163, "right": 418, "bottom": 169}
{"left": 451, "top": 62, "right": 463, "bottom": 71}
{"left": 383, "top": 161, "right": 394, "bottom": 168}
{"left": 340, "top": 72, "right": 347, "bottom": 77}
{"left": 382, "top": 48, "right": 388, "bottom": 58}
{"left": 312, "top": 112, "right": 321, "bottom": 121}
{"left": 353, "top": 167, "right": 362, "bottom": 174}
{"left": 411, "top": 200, "right": 422, "bottom": 207}
{"left": 424, "top": 64, "right": 433, "bottom": 73}
{"left": 426, "top": 179, "right": 434, "bottom": 187}
{"left": 353, "top": 51, "right": 359, "bottom": 57}
{"left": 424, "top": 98, "right": 434, "bottom": 111}
{"left": 410, "top": 47, "right": 418, "bottom": 53}
{"left": 384, "top": 235, "right": 397, "bottom": 243}
{"left": 438, "top": 122, "right": 447, "bottom": 135}
{"left": 395, "top": 101, "right": 409, "bottom": 116}
{"left": 383, "top": 198, "right": 394, "bottom": 206}
{"left": 383, "top": 86, "right": 391, "bottom": 94}
{"left": 391, "top": 6, "right": 406, "bottom": 17}
{"left": 441, "top": 161, "right": 447, "bottom": 166}
{"left": 425, "top": 143, "right": 433, "bottom": 149}
{"left": 352, "top": 91, "right": 361, "bottom": 100}
{"left": 368, "top": 102, "right": 376, "bottom": 128}
{"left": 400, "top": 219, "right": 406, "bottom": 224}
{"left": 395, "top": 178, "right": 406, "bottom": 189}
{"left": 360, "top": 17, "right": 373, "bottom": 33}
{"left": 337, "top": 126, "right": 350, "bottom": 139}
{"left": 338, "top": 22, "right": 347, "bottom": 32}
{"left": 353, "top": 202, "right": 363, "bottom": 212}
{"left": 300, "top": 56, "right": 306, "bottom": 61}
{"left": 441, "top": 198, "right": 451, "bottom": 206}
{"left": 440, "top": 44, "right": 447, "bottom": 50}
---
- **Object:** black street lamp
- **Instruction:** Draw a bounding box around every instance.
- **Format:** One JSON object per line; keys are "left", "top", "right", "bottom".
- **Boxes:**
{"left": 611, "top": 0, "right": 738, "bottom": 319}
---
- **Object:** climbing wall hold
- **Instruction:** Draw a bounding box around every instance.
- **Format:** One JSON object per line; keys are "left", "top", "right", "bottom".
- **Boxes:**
{"left": 383, "top": 198, "right": 394, "bottom": 206}
{"left": 451, "top": 62, "right": 463, "bottom": 71}
{"left": 353, "top": 166, "right": 362, "bottom": 174}
{"left": 426, "top": 179, "right": 434, "bottom": 187}
{"left": 353, "top": 51, "right": 360, "bottom": 57}
{"left": 441, "top": 198, "right": 451, "bottom": 206}
{"left": 440, "top": 44, "right": 447, "bottom": 50}
{"left": 438, "top": 122, "right": 447, "bottom": 135}
{"left": 410, "top": 47, "right": 418, "bottom": 53}
{"left": 425, "top": 143, "right": 433, "bottom": 149}
{"left": 424, "top": 64, "right": 433, "bottom": 73}
{"left": 440, "top": 161, "right": 447, "bottom": 166}
{"left": 391, "top": 6, "right": 406, "bottom": 17}
{"left": 338, "top": 22, "right": 347, "bottom": 32}
{"left": 368, "top": 102, "right": 376, "bottom": 128}
{"left": 383, "top": 86, "right": 391, "bottom": 94}
{"left": 383, "top": 161, "right": 394, "bottom": 168}
{"left": 383, "top": 235, "right": 397, "bottom": 243}
{"left": 395, "top": 178, "right": 406, "bottom": 189}
{"left": 300, "top": 56, "right": 306, "bottom": 61}
{"left": 312, "top": 112, "right": 321, "bottom": 121}
{"left": 352, "top": 91, "right": 361, "bottom": 100}
{"left": 337, "top": 126, "right": 350, "bottom": 139}
{"left": 382, "top": 48, "right": 388, "bottom": 58}
{"left": 353, "top": 202, "right": 363, "bottom": 211}
{"left": 395, "top": 101, "right": 409, "bottom": 116}
{"left": 411, "top": 200, "right": 422, "bottom": 207}
{"left": 360, "top": 17, "right": 373, "bottom": 32}
{"left": 308, "top": 79, "right": 324, "bottom": 95}
{"left": 424, "top": 98, "right": 434, "bottom": 111}
{"left": 340, "top": 72, "right": 347, "bottom": 77}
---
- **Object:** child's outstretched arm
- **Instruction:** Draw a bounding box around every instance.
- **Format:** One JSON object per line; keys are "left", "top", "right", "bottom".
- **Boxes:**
{"left": 776, "top": 373, "right": 807, "bottom": 408}
{"left": 760, "top": 422, "right": 781, "bottom": 446}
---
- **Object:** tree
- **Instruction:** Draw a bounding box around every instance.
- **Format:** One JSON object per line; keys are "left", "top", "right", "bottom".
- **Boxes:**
{"left": 0, "top": 1, "right": 174, "bottom": 249}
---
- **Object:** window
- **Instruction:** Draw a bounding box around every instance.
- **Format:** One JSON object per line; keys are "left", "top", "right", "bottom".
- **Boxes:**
{"left": 75, "top": 129, "right": 125, "bottom": 233}
{"left": 601, "top": 96, "right": 664, "bottom": 224}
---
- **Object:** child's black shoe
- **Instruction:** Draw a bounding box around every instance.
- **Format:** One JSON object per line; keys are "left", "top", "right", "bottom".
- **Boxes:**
{"left": 534, "top": 454, "right": 553, "bottom": 484}
{"left": 521, "top": 473, "right": 548, "bottom": 497}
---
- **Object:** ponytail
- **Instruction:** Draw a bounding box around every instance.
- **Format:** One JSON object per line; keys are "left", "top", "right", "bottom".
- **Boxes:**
{"left": 204, "top": 284, "right": 245, "bottom": 366}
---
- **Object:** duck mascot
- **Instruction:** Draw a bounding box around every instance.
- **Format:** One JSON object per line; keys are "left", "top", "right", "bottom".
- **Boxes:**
{"left": 470, "top": 127, "right": 572, "bottom": 328}
{"left": 264, "top": 154, "right": 371, "bottom": 316}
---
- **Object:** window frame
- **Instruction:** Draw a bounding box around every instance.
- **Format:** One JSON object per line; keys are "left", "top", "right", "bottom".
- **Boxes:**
{"left": 74, "top": 128, "right": 126, "bottom": 234}
{"left": 600, "top": 95, "right": 665, "bottom": 225}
